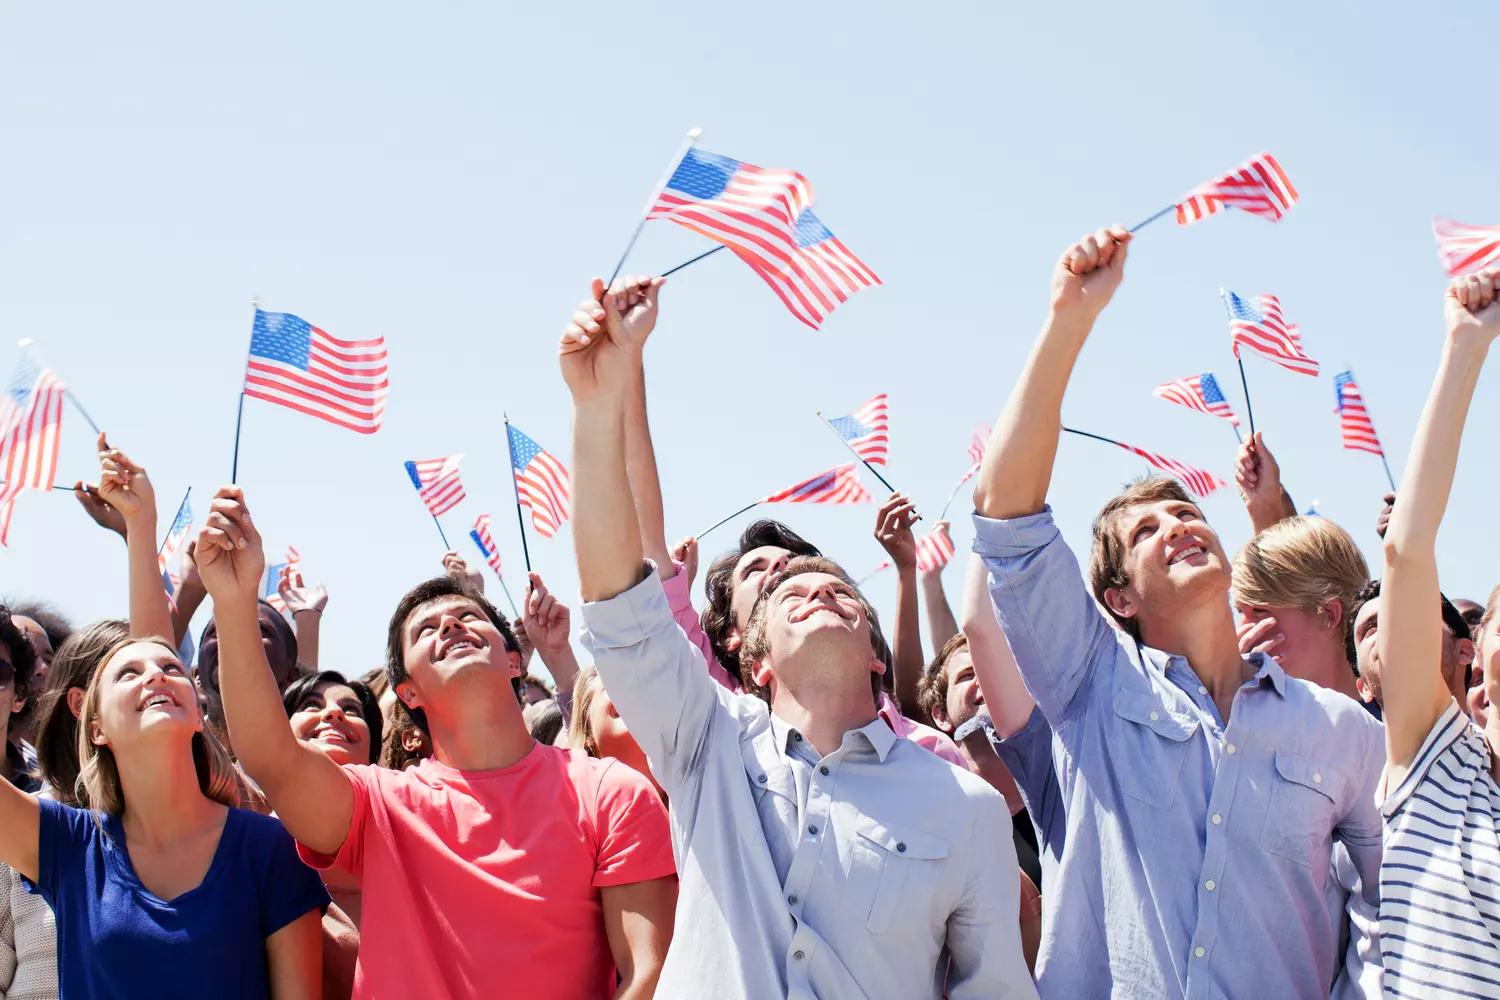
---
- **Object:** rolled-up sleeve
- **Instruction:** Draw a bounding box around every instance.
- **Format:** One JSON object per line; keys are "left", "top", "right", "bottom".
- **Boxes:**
{"left": 581, "top": 565, "right": 721, "bottom": 794}
{"left": 973, "top": 509, "right": 1112, "bottom": 726}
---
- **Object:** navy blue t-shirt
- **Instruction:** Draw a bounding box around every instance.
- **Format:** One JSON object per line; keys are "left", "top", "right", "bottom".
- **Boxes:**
{"left": 28, "top": 797, "right": 330, "bottom": 999}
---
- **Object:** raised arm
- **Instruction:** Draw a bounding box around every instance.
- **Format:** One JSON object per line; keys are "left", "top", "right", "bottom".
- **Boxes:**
{"left": 197, "top": 486, "right": 353, "bottom": 856}
{"left": 94, "top": 436, "right": 175, "bottom": 641}
{"left": 874, "top": 492, "right": 924, "bottom": 714}
{"left": 920, "top": 522, "right": 960, "bottom": 652}
{"left": 1382, "top": 269, "right": 1500, "bottom": 775}
{"left": 523, "top": 573, "right": 581, "bottom": 698}
{"left": 170, "top": 542, "right": 208, "bottom": 647}
{"left": 616, "top": 283, "right": 676, "bottom": 579}
{"left": 1234, "top": 432, "right": 1297, "bottom": 534}
{"left": 972, "top": 226, "right": 1130, "bottom": 520}
{"left": 278, "top": 569, "right": 328, "bottom": 671}
{"left": 959, "top": 553, "right": 1034, "bottom": 737}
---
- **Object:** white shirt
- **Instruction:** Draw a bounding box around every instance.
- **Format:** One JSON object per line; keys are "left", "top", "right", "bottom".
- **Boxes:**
{"left": 581, "top": 567, "right": 1037, "bottom": 1000}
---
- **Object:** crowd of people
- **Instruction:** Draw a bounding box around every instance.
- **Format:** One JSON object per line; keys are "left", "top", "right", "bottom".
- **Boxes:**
{"left": 1, "top": 228, "right": 1498, "bottom": 999}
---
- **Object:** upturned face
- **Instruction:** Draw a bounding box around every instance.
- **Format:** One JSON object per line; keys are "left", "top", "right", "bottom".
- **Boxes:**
{"left": 288, "top": 681, "right": 372, "bottom": 767}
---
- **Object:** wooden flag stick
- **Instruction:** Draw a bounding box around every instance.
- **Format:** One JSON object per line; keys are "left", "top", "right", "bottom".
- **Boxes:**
{"left": 607, "top": 127, "right": 703, "bottom": 288}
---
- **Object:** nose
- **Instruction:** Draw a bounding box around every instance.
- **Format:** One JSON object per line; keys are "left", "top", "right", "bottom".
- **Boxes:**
{"left": 1161, "top": 513, "right": 1189, "bottom": 543}
{"left": 806, "top": 578, "right": 843, "bottom": 605}
{"left": 320, "top": 703, "right": 348, "bottom": 723}
{"left": 439, "top": 614, "right": 467, "bottom": 636}
{"left": 769, "top": 552, "right": 791, "bottom": 577}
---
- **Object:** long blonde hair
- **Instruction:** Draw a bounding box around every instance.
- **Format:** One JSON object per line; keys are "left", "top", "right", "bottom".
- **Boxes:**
{"left": 76, "top": 636, "right": 239, "bottom": 815}
{"left": 568, "top": 666, "right": 603, "bottom": 757}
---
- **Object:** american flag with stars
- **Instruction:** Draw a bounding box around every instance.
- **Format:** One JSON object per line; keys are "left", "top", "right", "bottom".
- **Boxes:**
{"left": 405, "top": 455, "right": 466, "bottom": 518}
{"left": 263, "top": 546, "right": 301, "bottom": 614}
{"left": 0, "top": 348, "right": 65, "bottom": 546}
{"left": 1223, "top": 290, "right": 1319, "bottom": 377}
{"left": 1113, "top": 440, "right": 1227, "bottom": 498}
{"left": 1153, "top": 373, "right": 1240, "bottom": 427}
{"left": 1175, "top": 153, "right": 1298, "bottom": 226}
{"left": 158, "top": 490, "right": 193, "bottom": 613}
{"left": 1333, "top": 371, "right": 1383, "bottom": 457}
{"left": 647, "top": 147, "right": 880, "bottom": 329}
{"left": 827, "top": 394, "right": 889, "bottom": 466}
{"left": 507, "top": 424, "right": 570, "bottom": 538}
{"left": 469, "top": 514, "right": 504, "bottom": 578}
{"left": 1433, "top": 218, "right": 1500, "bottom": 278}
{"left": 915, "top": 527, "right": 956, "bottom": 573}
{"left": 244, "top": 308, "right": 388, "bottom": 434}
{"left": 762, "top": 463, "right": 871, "bottom": 505}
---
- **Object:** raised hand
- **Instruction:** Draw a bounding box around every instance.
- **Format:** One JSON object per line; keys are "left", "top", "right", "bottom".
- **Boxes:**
{"left": 73, "top": 482, "right": 127, "bottom": 540}
{"left": 93, "top": 434, "right": 156, "bottom": 526}
{"left": 522, "top": 572, "right": 571, "bottom": 655}
{"left": 1445, "top": 268, "right": 1500, "bottom": 341}
{"left": 1235, "top": 431, "right": 1285, "bottom": 532}
{"left": 607, "top": 274, "right": 666, "bottom": 355}
{"left": 195, "top": 486, "right": 266, "bottom": 605}
{"left": 1376, "top": 491, "right": 1395, "bottom": 539}
{"left": 670, "top": 536, "right": 700, "bottom": 589}
{"left": 277, "top": 567, "right": 328, "bottom": 615}
{"left": 559, "top": 276, "right": 664, "bottom": 401}
{"left": 1051, "top": 224, "right": 1131, "bottom": 321}
{"left": 875, "top": 492, "right": 920, "bottom": 572}
{"left": 1237, "top": 615, "right": 1285, "bottom": 664}
{"left": 442, "top": 552, "right": 484, "bottom": 594}
{"left": 179, "top": 539, "right": 203, "bottom": 593}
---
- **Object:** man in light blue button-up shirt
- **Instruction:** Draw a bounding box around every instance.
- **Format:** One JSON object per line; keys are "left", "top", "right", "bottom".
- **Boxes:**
{"left": 967, "top": 225, "right": 1384, "bottom": 1000}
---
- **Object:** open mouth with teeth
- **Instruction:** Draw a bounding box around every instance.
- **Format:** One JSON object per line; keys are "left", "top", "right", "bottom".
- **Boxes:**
{"left": 790, "top": 603, "right": 854, "bottom": 625}
{"left": 313, "top": 724, "right": 356, "bottom": 745}
{"left": 436, "top": 633, "right": 487, "bottom": 662}
{"left": 1166, "top": 541, "right": 1208, "bottom": 567}
{"left": 140, "top": 691, "right": 180, "bottom": 711}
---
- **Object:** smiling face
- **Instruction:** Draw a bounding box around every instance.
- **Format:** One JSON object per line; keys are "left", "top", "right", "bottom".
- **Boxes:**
{"left": 199, "top": 604, "right": 300, "bottom": 699}
{"left": 1100, "top": 498, "right": 1231, "bottom": 635}
{"left": 12, "top": 616, "right": 52, "bottom": 688}
{"left": 1353, "top": 595, "right": 1473, "bottom": 709}
{"left": 89, "top": 641, "right": 201, "bottom": 752}
{"left": 396, "top": 594, "right": 518, "bottom": 721}
{"left": 289, "top": 681, "right": 373, "bottom": 767}
{"left": 727, "top": 545, "right": 793, "bottom": 650}
{"left": 744, "top": 564, "right": 883, "bottom": 699}
{"left": 939, "top": 648, "right": 984, "bottom": 731}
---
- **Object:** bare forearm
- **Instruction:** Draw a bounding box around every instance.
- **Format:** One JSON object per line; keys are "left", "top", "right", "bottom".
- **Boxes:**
{"left": 959, "top": 554, "right": 1034, "bottom": 736}
{"left": 218, "top": 600, "right": 305, "bottom": 781}
{"left": 292, "top": 611, "right": 320, "bottom": 670}
{"left": 535, "top": 643, "right": 581, "bottom": 699}
{"left": 890, "top": 567, "right": 925, "bottom": 716}
{"left": 574, "top": 394, "right": 643, "bottom": 602}
{"left": 973, "top": 312, "right": 1093, "bottom": 520}
{"left": 920, "top": 572, "right": 959, "bottom": 653}
{"left": 126, "top": 515, "right": 175, "bottom": 640}
{"left": 623, "top": 365, "right": 672, "bottom": 578}
{"left": 171, "top": 583, "right": 206, "bottom": 647}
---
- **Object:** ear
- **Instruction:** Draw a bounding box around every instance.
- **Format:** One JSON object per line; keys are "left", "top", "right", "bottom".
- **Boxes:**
{"left": 929, "top": 699, "right": 952, "bottom": 732}
{"left": 1458, "top": 638, "right": 1477, "bottom": 668}
{"left": 1102, "top": 587, "right": 1138, "bottom": 624}
{"left": 1355, "top": 675, "right": 1373, "bottom": 703}
{"left": 67, "top": 688, "right": 85, "bottom": 720}
{"left": 89, "top": 722, "right": 107, "bottom": 747}
{"left": 506, "top": 649, "right": 522, "bottom": 680}
{"left": 1322, "top": 598, "right": 1345, "bottom": 634}
{"left": 8, "top": 696, "right": 23, "bottom": 716}
{"left": 401, "top": 729, "right": 425, "bottom": 752}
{"left": 750, "top": 657, "right": 773, "bottom": 690}
{"left": 724, "top": 630, "right": 742, "bottom": 654}
{"left": 395, "top": 680, "right": 422, "bottom": 711}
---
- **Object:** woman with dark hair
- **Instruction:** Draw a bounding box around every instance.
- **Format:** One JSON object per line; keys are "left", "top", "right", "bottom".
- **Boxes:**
{"left": 34, "top": 620, "right": 130, "bottom": 805}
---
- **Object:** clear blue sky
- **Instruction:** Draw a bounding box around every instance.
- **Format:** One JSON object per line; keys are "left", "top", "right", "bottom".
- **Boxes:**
{"left": 3, "top": 2, "right": 1498, "bottom": 682}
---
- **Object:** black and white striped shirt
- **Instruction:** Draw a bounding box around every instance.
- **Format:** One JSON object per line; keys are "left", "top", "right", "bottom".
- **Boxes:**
{"left": 1381, "top": 701, "right": 1500, "bottom": 998}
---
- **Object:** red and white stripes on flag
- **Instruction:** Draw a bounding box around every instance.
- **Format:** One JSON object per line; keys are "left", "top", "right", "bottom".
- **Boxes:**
{"left": 470, "top": 514, "right": 504, "bottom": 576}
{"left": 1175, "top": 153, "right": 1298, "bottom": 226}
{"left": 1153, "top": 373, "right": 1240, "bottom": 428}
{"left": 244, "top": 309, "right": 388, "bottom": 434}
{"left": 1333, "top": 371, "right": 1383, "bottom": 457}
{"left": 507, "top": 424, "right": 571, "bottom": 539}
{"left": 1114, "top": 440, "right": 1227, "bottom": 498}
{"left": 406, "top": 455, "right": 466, "bottom": 517}
{"left": 0, "top": 370, "right": 66, "bottom": 545}
{"left": 956, "top": 422, "right": 991, "bottom": 488}
{"left": 1433, "top": 218, "right": 1500, "bottom": 278}
{"left": 915, "top": 527, "right": 956, "bottom": 573}
{"left": 762, "top": 463, "right": 871, "bottom": 505}
{"left": 1223, "top": 290, "right": 1320, "bottom": 377}
{"left": 828, "top": 394, "right": 890, "bottom": 466}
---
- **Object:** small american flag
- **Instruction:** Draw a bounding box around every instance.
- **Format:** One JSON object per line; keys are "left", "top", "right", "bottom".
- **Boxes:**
{"left": 0, "top": 348, "right": 41, "bottom": 441}
{"left": 263, "top": 546, "right": 301, "bottom": 614}
{"left": 1333, "top": 371, "right": 1383, "bottom": 457}
{"left": 648, "top": 148, "right": 879, "bottom": 329}
{"left": 1433, "top": 218, "right": 1500, "bottom": 278}
{"left": 762, "top": 463, "right": 871, "bottom": 505}
{"left": 1175, "top": 153, "right": 1298, "bottom": 226}
{"left": 954, "top": 422, "right": 992, "bottom": 489}
{"left": 827, "top": 394, "right": 889, "bottom": 466}
{"left": 915, "top": 527, "right": 956, "bottom": 573}
{"left": 507, "top": 424, "right": 570, "bottom": 538}
{"left": 469, "top": 513, "right": 504, "bottom": 577}
{"left": 158, "top": 490, "right": 193, "bottom": 612}
{"left": 244, "top": 309, "right": 388, "bottom": 434}
{"left": 1153, "top": 373, "right": 1240, "bottom": 427}
{"left": 1223, "top": 290, "right": 1319, "bottom": 377}
{"left": 0, "top": 360, "right": 65, "bottom": 546}
{"left": 405, "top": 455, "right": 465, "bottom": 518}
{"left": 1113, "top": 440, "right": 1227, "bottom": 498}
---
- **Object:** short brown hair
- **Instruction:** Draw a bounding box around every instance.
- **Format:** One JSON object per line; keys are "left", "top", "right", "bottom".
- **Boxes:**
{"left": 1232, "top": 517, "right": 1369, "bottom": 645}
{"left": 1088, "top": 476, "right": 1197, "bottom": 640}
{"left": 741, "top": 555, "right": 884, "bottom": 704}
{"left": 918, "top": 633, "right": 970, "bottom": 727}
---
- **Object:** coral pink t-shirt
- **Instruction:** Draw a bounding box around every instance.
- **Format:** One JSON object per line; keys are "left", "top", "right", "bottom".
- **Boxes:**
{"left": 298, "top": 743, "right": 675, "bottom": 1000}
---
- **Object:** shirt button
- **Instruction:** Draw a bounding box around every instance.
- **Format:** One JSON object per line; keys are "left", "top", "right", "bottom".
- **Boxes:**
{"left": 1198, "top": 686, "right": 1208, "bottom": 695}
{"left": 819, "top": 766, "right": 830, "bottom": 776}
{"left": 757, "top": 774, "right": 767, "bottom": 784}
{"left": 1212, "top": 813, "right": 1222, "bottom": 825}
{"left": 896, "top": 842, "right": 907, "bottom": 853}
{"left": 794, "top": 950, "right": 805, "bottom": 961}
{"left": 1195, "top": 947, "right": 1205, "bottom": 958}
{"left": 788, "top": 894, "right": 798, "bottom": 905}
{"left": 1313, "top": 772, "right": 1322, "bottom": 784}
{"left": 1227, "top": 744, "right": 1237, "bottom": 755}
{"left": 807, "top": 825, "right": 818, "bottom": 836}
{"left": 1205, "top": 879, "right": 1216, "bottom": 891}
{"left": 793, "top": 733, "right": 803, "bottom": 742}
{"left": 1149, "top": 711, "right": 1160, "bottom": 721}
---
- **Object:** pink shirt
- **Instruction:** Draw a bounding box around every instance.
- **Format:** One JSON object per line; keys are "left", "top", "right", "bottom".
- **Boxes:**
{"left": 661, "top": 562, "right": 741, "bottom": 692}
{"left": 299, "top": 744, "right": 676, "bottom": 1000}
{"left": 877, "top": 692, "right": 969, "bottom": 769}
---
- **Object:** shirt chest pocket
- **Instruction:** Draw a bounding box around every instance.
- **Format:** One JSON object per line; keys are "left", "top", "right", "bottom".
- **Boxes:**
{"left": 1111, "top": 690, "right": 1199, "bottom": 809}
{"left": 840, "top": 816, "right": 950, "bottom": 935}
{"left": 1260, "top": 751, "right": 1339, "bottom": 868}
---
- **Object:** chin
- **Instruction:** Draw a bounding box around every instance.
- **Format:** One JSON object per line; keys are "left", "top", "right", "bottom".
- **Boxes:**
{"left": 317, "top": 744, "right": 356, "bottom": 767}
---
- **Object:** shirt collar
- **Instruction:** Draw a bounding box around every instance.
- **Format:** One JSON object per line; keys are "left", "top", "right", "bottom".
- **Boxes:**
{"left": 1143, "top": 644, "right": 1288, "bottom": 698}
{"left": 768, "top": 713, "right": 898, "bottom": 763}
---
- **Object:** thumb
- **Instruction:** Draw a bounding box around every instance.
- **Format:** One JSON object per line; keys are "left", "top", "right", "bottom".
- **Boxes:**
{"left": 589, "top": 277, "right": 605, "bottom": 304}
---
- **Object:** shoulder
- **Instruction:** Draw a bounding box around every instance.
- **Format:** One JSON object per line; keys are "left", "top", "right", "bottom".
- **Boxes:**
{"left": 892, "top": 739, "right": 1004, "bottom": 804}
{"left": 561, "top": 749, "right": 657, "bottom": 804}
{"left": 1285, "top": 676, "right": 1383, "bottom": 736}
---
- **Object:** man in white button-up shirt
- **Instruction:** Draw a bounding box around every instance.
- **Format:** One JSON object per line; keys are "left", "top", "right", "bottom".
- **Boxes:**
{"left": 562, "top": 274, "right": 1037, "bottom": 1000}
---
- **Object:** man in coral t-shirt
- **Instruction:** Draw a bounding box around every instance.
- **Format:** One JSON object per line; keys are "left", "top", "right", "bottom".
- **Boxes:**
{"left": 204, "top": 492, "right": 677, "bottom": 1000}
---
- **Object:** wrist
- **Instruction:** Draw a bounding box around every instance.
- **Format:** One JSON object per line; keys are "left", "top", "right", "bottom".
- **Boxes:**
{"left": 292, "top": 607, "right": 324, "bottom": 617}
{"left": 573, "top": 391, "right": 627, "bottom": 417}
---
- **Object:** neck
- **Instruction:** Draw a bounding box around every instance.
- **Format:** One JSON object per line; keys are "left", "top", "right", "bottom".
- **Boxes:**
{"left": 114, "top": 735, "right": 219, "bottom": 843}
{"left": 770, "top": 683, "right": 878, "bottom": 758}
{"left": 425, "top": 676, "right": 534, "bottom": 772}
{"left": 1141, "top": 598, "right": 1250, "bottom": 716}
{"left": 1295, "top": 647, "right": 1363, "bottom": 703}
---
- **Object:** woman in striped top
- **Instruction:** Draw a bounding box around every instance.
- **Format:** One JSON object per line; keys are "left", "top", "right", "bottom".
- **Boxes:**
{"left": 1378, "top": 267, "right": 1500, "bottom": 998}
